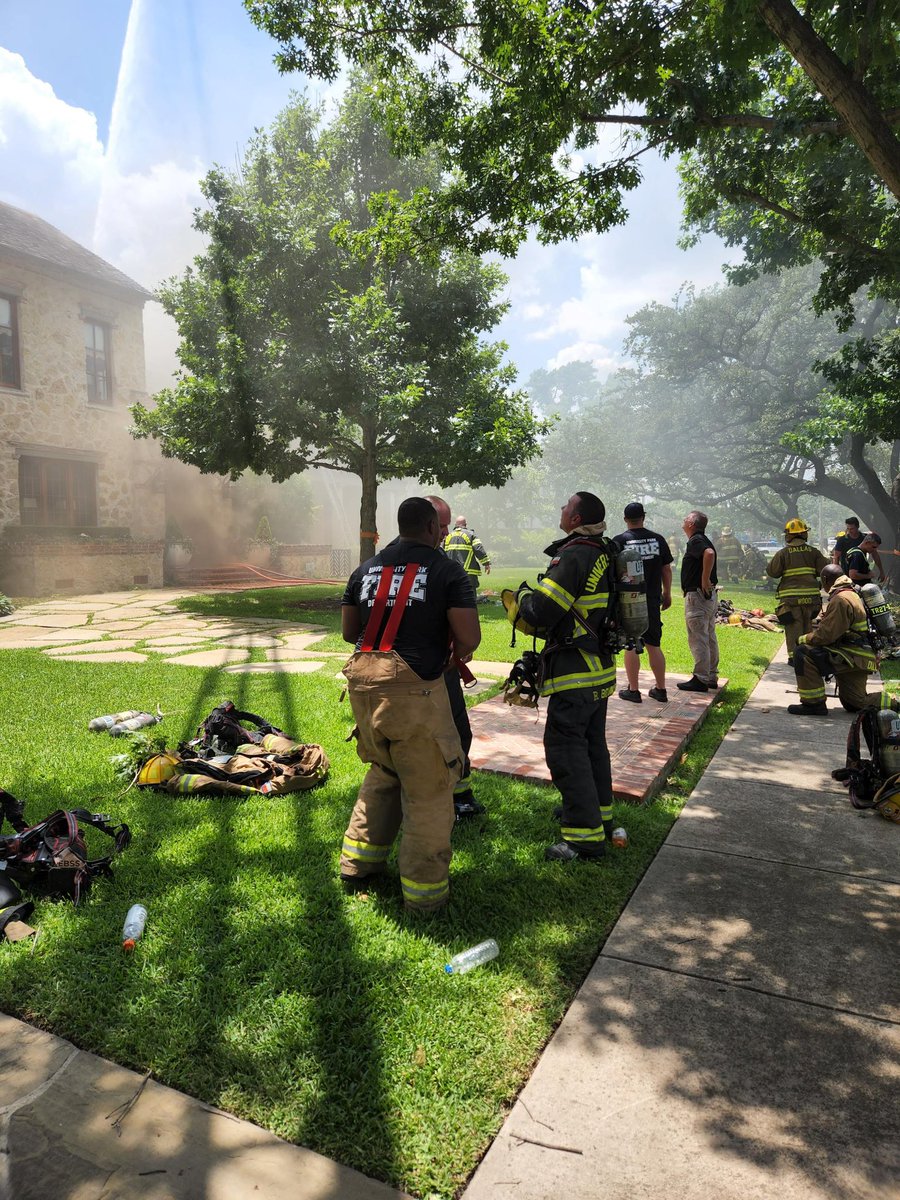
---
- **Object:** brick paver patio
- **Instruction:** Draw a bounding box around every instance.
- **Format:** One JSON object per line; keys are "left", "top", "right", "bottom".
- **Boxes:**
{"left": 468, "top": 669, "right": 726, "bottom": 802}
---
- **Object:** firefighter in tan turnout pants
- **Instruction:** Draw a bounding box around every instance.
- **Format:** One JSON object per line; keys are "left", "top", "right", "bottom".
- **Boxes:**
{"left": 789, "top": 564, "right": 879, "bottom": 716}
{"left": 767, "top": 518, "right": 829, "bottom": 655}
{"left": 339, "top": 497, "right": 480, "bottom": 912}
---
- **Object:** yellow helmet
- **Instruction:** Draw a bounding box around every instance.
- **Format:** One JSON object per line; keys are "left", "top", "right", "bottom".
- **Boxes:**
{"left": 137, "top": 753, "right": 180, "bottom": 787}
{"left": 501, "top": 589, "right": 537, "bottom": 637}
{"left": 784, "top": 518, "right": 808, "bottom": 535}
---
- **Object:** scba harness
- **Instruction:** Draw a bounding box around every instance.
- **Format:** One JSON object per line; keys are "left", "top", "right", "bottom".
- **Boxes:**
{"left": 196, "top": 701, "right": 286, "bottom": 756}
{"left": 832, "top": 705, "right": 900, "bottom": 822}
{"left": 0, "top": 789, "right": 131, "bottom": 937}
{"left": 500, "top": 537, "right": 623, "bottom": 706}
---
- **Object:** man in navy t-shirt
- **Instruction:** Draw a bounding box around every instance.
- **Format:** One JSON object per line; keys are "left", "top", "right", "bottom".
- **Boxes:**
{"left": 613, "top": 502, "right": 673, "bottom": 704}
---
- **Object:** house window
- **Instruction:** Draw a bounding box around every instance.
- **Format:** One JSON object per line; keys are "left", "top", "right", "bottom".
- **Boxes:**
{"left": 84, "top": 320, "right": 111, "bottom": 405}
{"left": 18, "top": 456, "right": 98, "bottom": 527}
{"left": 0, "top": 292, "right": 20, "bottom": 388}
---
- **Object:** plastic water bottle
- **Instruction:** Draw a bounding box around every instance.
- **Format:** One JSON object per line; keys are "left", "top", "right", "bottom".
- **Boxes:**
{"left": 444, "top": 938, "right": 499, "bottom": 975}
{"left": 611, "top": 827, "right": 629, "bottom": 848}
{"left": 89, "top": 710, "right": 143, "bottom": 732}
{"left": 122, "top": 904, "right": 147, "bottom": 951}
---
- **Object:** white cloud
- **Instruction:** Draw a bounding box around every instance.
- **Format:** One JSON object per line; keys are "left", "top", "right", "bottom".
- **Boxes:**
{"left": 547, "top": 342, "right": 622, "bottom": 373}
{"left": 0, "top": 48, "right": 104, "bottom": 243}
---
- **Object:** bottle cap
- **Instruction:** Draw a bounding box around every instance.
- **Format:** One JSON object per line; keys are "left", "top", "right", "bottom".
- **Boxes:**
{"left": 444, "top": 964, "right": 453, "bottom": 974}
{"left": 122, "top": 939, "right": 136, "bottom": 952}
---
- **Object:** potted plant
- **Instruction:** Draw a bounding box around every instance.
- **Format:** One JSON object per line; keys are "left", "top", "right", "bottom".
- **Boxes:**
{"left": 164, "top": 517, "right": 193, "bottom": 570}
{"left": 247, "top": 515, "right": 278, "bottom": 567}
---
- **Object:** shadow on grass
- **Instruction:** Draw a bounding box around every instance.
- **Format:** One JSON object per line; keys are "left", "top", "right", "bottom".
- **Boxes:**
{"left": 0, "top": 601, "right": 794, "bottom": 1197}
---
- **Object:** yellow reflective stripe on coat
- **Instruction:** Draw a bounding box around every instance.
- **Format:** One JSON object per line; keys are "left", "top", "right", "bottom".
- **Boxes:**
{"left": 575, "top": 591, "right": 611, "bottom": 611}
{"left": 535, "top": 576, "right": 576, "bottom": 610}
{"left": 342, "top": 837, "right": 391, "bottom": 863}
{"left": 400, "top": 876, "right": 449, "bottom": 905}
{"left": 560, "top": 826, "right": 605, "bottom": 843}
{"left": 541, "top": 655, "right": 616, "bottom": 695}
{"left": 778, "top": 588, "right": 821, "bottom": 598}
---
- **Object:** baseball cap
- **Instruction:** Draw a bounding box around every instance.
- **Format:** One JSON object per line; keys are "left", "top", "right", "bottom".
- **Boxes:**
{"left": 624, "top": 502, "right": 645, "bottom": 519}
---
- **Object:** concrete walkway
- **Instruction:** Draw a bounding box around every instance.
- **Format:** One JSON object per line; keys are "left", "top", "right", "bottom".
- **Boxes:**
{"left": 2, "top": 612, "right": 897, "bottom": 1198}
{"left": 463, "top": 649, "right": 900, "bottom": 1200}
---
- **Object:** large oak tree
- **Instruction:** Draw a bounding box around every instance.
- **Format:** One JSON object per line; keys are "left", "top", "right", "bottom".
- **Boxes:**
{"left": 132, "top": 85, "right": 547, "bottom": 562}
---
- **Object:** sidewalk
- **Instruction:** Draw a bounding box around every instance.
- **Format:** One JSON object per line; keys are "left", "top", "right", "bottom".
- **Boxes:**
{"left": 0, "top": 1012, "right": 410, "bottom": 1200}
{"left": 463, "top": 649, "right": 900, "bottom": 1199}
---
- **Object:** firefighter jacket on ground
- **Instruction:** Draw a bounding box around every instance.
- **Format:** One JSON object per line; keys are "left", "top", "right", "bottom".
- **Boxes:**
{"left": 443, "top": 526, "right": 491, "bottom": 576}
{"left": 517, "top": 523, "right": 618, "bottom": 697}
{"left": 799, "top": 576, "right": 875, "bottom": 672}
{"left": 767, "top": 537, "right": 828, "bottom": 605}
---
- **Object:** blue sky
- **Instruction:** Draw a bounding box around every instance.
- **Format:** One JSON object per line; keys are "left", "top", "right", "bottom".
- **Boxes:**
{"left": 0, "top": 0, "right": 733, "bottom": 391}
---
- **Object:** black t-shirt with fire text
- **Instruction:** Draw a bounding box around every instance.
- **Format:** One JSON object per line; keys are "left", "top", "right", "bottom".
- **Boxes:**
{"left": 342, "top": 541, "right": 476, "bottom": 679}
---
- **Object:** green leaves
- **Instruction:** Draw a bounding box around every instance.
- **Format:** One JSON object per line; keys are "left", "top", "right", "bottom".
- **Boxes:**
{"left": 132, "top": 80, "right": 547, "bottom": 560}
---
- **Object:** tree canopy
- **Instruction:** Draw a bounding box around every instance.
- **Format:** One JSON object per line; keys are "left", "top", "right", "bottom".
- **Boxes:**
{"left": 453, "top": 265, "right": 898, "bottom": 564}
{"left": 246, "top": 0, "right": 900, "bottom": 272}
{"left": 246, "top": 0, "right": 900, "bottom": 480}
{"left": 132, "top": 85, "right": 548, "bottom": 562}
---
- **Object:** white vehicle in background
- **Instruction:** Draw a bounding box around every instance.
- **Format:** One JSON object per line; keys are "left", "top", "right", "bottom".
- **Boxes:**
{"left": 753, "top": 540, "right": 779, "bottom": 554}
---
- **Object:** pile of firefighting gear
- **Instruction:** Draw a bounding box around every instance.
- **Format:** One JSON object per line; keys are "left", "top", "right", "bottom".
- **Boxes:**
{"left": 716, "top": 598, "right": 782, "bottom": 632}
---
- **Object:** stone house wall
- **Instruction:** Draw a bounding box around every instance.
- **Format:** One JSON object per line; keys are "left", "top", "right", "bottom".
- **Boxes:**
{"left": 0, "top": 252, "right": 165, "bottom": 594}
{"left": 0, "top": 538, "right": 164, "bottom": 596}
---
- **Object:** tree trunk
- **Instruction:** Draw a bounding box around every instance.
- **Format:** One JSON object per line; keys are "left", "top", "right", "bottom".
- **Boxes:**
{"left": 756, "top": 0, "right": 900, "bottom": 201}
{"left": 358, "top": 422, "right": 379, "bottom": 564}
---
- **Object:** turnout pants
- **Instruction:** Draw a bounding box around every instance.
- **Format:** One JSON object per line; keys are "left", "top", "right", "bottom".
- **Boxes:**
{"left": 685, "top": 591, "right": 720, "bottom": 685}
{"left": 544, "top": 689, "right": 613, "bottom": 856}
{"left": 445, "top": 667, "right": 474, "bottom": 799}
{"left": 779, "top": 600, "right": 821, "bottom": 656}
{"left": 341, "top": 652, "right": 462, "bottom": 912}
{"left": 793, "top": 645, "right": 879, "bottom": 712}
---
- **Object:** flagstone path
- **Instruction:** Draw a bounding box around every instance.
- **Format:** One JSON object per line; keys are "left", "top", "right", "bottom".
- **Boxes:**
{"left": 0, "top": 589, "right": 336, "bottom": 675}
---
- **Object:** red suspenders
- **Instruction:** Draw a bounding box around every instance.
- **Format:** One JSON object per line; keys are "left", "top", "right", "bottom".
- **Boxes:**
{"left": 360, "top": 562, "right": 421, "bottom": 653}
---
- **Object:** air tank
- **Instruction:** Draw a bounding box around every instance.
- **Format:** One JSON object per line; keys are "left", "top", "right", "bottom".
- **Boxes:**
{"left": 615, "top": 542, "right": 649, "bottom": 645}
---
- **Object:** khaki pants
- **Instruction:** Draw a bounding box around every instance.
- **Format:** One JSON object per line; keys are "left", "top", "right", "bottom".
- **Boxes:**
{"left": 779, "top": 601, "right": 821, "bottom": 656}
{"left": 684, "top": 591, "right": 720, "bottom": 685}
{"left": 793, "top": 646, "right": 879, "bottom": 711}
{"left": 341, "top": 652, "right": 462, "bottom": 912}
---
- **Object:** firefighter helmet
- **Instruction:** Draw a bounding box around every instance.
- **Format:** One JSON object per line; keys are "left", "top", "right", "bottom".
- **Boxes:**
{"left": 501, "top": 588, "right": 537, "bottom": 637}
{"left": 136, "top": 753, "right": 179, "bottom": 787}
{"left": 784, "top": 518, "right": 809, "bottom": 535}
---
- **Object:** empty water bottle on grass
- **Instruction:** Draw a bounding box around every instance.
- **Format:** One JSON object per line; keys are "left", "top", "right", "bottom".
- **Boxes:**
{"left": 445, "top": 938, "right": 499, "bottom": 975}
{"left": 122, "top": 904, "right": 147, "bottom": 951}
{"left": 611, "top": 827, "right": 629, "bottom": 848}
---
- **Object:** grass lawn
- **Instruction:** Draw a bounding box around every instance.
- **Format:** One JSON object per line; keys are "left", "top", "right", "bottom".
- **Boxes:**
{"left": 0, "top": 575, "right": 785, "bottom": 1198}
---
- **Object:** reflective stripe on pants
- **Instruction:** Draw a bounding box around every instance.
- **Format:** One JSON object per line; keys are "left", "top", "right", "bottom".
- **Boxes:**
{"left": 544, "top": 688, "right": 613, "bottom": 856}
{"left": 340, "top": 652, "right": 461, "bottom": 911}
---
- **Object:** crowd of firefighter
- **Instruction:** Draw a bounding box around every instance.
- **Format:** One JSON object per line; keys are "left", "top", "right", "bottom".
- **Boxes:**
{"left": 336, "top": 497, "right": 900, "bottom": 913}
